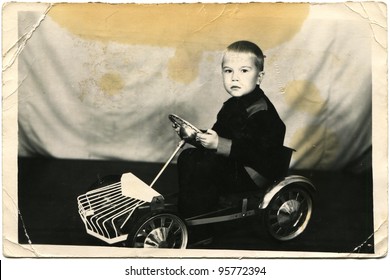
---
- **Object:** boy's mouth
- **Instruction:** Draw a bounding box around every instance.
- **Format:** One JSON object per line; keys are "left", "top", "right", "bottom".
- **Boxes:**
{"left": 231, "top": 86, "right": 241, "bottom": 90}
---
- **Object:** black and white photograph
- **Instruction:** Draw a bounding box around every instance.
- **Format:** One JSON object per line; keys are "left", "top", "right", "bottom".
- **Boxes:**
{"left": 1, "top": 0, "right": 387, "bottom": 264}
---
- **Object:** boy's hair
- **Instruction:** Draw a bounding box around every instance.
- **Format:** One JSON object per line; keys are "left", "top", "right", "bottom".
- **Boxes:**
{"left": 225, "top": 41, "right": 265, "bottom": 71}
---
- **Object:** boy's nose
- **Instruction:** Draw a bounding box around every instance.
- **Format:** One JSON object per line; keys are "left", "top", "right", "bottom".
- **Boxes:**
{"left": 232, "top": 73, "right": 239, "bottom": 81}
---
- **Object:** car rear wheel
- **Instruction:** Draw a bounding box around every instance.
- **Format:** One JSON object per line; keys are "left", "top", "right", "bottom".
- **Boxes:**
{"left": 264, "top": 186, "right": 313, "bottom": 241}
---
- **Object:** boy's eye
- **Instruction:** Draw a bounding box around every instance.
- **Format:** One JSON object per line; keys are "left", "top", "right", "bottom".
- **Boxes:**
{"left": 241, "top": 68, "right": 249, "bottom": 73}
{"left": 223, "top": 69, "right": 232, "bottom": 73}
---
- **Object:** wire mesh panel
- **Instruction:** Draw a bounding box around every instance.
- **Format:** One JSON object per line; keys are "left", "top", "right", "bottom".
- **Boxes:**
{"left": 77, "top": 140, "right": 184, "bottom": 245}
{"left": 77, "top": 182, "right": 147, "bottom": 243}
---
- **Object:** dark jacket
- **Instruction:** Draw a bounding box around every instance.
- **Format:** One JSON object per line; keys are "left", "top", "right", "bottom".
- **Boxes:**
{"left": 212, "top": 86, "right": 291, "bottom": 180}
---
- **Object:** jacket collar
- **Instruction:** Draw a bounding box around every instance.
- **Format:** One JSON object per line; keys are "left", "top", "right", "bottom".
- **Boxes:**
{"left": 225, "top": 86, "right": 264, "bottom": 109}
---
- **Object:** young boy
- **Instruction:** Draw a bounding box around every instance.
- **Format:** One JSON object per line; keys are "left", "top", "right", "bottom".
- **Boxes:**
{"left": 177, "top": 41, "right": 289, "bottom": 219}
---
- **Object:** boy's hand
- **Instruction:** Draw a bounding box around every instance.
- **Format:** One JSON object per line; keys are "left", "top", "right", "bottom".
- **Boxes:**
{"left": 196, "top": 129, "right": 219, "bottom": 150}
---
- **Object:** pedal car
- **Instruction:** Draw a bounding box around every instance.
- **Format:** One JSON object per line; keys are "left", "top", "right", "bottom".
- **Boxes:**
{"left": 77, "top": 114, "right": 316, "bottom": 248}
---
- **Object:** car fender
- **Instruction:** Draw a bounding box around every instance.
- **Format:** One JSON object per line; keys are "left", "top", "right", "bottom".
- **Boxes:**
{"left": 259, "top": 175, "right": 316, "bottom": 209}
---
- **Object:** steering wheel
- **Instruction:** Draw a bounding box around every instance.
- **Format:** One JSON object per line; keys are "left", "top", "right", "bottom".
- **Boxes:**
{"left": 169, "top": 114, "right": 203, "bottom": 147}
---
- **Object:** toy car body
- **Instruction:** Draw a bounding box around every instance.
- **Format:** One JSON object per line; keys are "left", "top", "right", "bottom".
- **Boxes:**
{"left": 77, "top": 114, "right": 316, "bottom": 248}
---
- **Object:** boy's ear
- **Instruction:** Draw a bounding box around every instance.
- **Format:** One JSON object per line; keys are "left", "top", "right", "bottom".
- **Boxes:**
{"left": 257, "top": 71, "right": 265, "bottom": 85}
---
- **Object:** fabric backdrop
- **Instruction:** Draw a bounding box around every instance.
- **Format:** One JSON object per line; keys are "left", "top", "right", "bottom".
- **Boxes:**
{"left": 17, "top": 2, "right": 380, "bottom": 170}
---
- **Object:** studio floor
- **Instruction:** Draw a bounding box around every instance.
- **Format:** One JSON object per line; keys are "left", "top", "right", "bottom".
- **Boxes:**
{"left": 17, "top": 156, "right": 374, "bottom": 254}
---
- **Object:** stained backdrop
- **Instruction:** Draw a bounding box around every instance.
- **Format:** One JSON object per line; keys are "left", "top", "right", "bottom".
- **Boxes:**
{"left": 17, "top": 3, "right": 378, "bottom": 170}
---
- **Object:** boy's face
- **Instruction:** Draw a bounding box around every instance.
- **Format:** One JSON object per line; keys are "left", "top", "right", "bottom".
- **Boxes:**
{"left": 222, "top": 51, "right": 264, "bottom": 97}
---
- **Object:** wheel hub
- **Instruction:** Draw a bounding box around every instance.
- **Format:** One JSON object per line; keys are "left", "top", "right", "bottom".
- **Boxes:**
{"left": 277, "top": 199, "right": 301, "bottom": 227}
{"left": 144, "top": 227, "right": 170, "bottom": 248}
